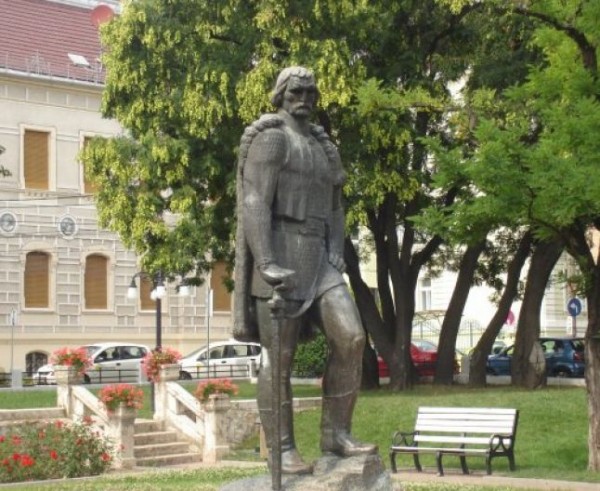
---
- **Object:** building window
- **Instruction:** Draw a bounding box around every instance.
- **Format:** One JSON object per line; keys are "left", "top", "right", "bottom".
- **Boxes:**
{"left": 419, "top": 277, "right": 432, "bottom": 311}
{"left": 140, "top": 275, "right": 155, "bottom": 311}
{"left": 26, "top": 352, "right": 48, "bottom": 376}
{"left": 210, "top": 261, "right": 231, "bottom": 312}
{"left": 84, "top": 254, "right": 108, "bottom": 309}
{"left": 81, "top": 136, "right": 97, "bottom": 194}
{"left": 24, "top": 251, "right": 50, "bottom": 308}
{"left": 24, "top": 129, "right": 50, "bottom": 190}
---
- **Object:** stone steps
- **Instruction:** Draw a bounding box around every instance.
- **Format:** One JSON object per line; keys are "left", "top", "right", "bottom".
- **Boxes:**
{"left": 0, "top": 407, "right": 67, "bottom": 430}
{"left": 133, "top": 419, "right": 201, "bottom": 468}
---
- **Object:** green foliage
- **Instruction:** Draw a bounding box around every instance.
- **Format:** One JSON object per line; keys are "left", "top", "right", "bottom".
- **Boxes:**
{"left": 292, "top": 331, "right": 328, "bottom": 378}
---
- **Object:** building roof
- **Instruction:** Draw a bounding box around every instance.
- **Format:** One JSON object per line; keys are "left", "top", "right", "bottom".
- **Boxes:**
{"left": 0, "top": 0, "right": 114, "bottom": 84}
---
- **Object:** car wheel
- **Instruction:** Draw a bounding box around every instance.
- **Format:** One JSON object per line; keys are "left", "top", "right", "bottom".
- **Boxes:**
{"left": 179, "top": 371, "right": 192, "bottom": 380}
{"left": 83, "top": 374, "right": 91, "bottom": 384}
{"left": 554, "top": 368, "right": 570, "bottom": 378}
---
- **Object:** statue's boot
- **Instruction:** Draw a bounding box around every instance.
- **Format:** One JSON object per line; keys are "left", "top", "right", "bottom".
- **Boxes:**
{"left": 261, "top": 402, "right": 313, "bottom": 475}
{"left": 320, "top": 394, "right": 378, "bottom": 457}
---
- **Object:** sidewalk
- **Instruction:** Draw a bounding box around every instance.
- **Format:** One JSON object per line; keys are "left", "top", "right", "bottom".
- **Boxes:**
{"left": 391, "top": 469, "right": 600, "bottom": 490}
{"left": 113, "top": 460, "right": 599, "bottom": 491}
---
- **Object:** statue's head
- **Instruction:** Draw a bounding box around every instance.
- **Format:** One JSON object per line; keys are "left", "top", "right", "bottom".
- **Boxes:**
{"left": 271, "top": 66, "right": 319, "bottom": 118}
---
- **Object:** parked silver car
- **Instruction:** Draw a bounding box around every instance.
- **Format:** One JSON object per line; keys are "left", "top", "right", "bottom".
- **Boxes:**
{"left": 34, "top": 342, "right": 149, "bottom": 384}
{"left": 179, "top": 340, "right": 261, "bottom": 380}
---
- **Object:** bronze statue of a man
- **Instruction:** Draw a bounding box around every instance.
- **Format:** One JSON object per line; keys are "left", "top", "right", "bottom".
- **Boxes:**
{"left": 234, "top": 66, "right": 376, "bottom": 474}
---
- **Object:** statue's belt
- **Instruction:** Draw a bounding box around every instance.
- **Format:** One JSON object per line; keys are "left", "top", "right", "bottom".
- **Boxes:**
{"left": 272, "top": 216, "right": 327, "bottom": 238}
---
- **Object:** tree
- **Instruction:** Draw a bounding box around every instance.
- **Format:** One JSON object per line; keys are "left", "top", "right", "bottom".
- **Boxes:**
{"left": 438, "top": 0, "right": 600, "bottom": 471}
{"left": 84, "top": 0, "right": 490, "bottom": 390}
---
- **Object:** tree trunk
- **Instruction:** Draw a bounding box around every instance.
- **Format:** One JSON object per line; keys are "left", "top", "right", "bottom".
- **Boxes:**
{"left": 585, "top": 264, "right": 600, "bottom": 470}
{"left": 435, "top": 241, "right": 486, "bottom": 385}
{"left": 344, "top": 238, "right": 386, "bottom": 390}
{"left": 361, "top": 343, "right": 380, "bottom": 390}
{"left": 511, "top": 239, "right": 563, "bottom": 388}
{"left": 469, "top": 232, "right": 532, "bottom": 386}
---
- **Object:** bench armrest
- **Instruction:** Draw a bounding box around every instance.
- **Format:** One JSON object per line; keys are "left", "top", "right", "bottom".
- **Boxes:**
{"left": 488, "top": 433, "right": 514, "bottom": 452}
{"left": 392, "top": 430, "right": 417, "bottom": 447}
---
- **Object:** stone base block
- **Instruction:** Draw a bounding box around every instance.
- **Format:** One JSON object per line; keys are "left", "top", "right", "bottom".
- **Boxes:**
{"left": 220, "top": 453, "right": 401, "bottom": 491}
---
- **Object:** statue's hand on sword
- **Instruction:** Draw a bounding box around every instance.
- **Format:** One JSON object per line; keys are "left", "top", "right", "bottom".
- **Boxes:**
{"left": 259, "top": 263, "right": 296, "bottom": 292}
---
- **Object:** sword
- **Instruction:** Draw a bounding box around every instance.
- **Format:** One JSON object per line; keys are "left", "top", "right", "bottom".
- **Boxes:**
{"left": 268, "top": 287, "right": 285, "bottom": 491}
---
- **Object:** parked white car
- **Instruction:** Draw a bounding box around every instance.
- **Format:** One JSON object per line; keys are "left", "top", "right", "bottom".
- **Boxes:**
{"left": 34, "top": 342, "right": 149, "bottom": 385}
{"left": 179, "top": 340, "right": 261, "bottom": 380}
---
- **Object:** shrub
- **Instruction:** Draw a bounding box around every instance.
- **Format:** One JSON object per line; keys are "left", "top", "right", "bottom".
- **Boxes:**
{"left": 98, "top": 383, "right": 144, "bottom": 413}
{"left": 142, "top": 347, "right": 182, "bottom": 382}
{"left": 0, "top": 419, "right": 113, "bottom": 483}
{"left": 194, "top": 378, "right": 239, "bottom": 402}
{"left": 293, "top": 331, "right": 328, "bottom": 377}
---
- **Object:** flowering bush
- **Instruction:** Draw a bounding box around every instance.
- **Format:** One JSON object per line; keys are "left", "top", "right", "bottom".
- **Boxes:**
{"left": 0, "top": 419, "right": 112, "bottom": 483}
{"left": 50, "top": 347, "right": 91, "bottom": 375}
{"left": 142, "top": 347, "right": 182, "bottom": 382}
{"left": 194, "top": 378, "right": 239, "bottom": 403}
{"left": 98, "top": 383, "right": 144, "bottom": 413}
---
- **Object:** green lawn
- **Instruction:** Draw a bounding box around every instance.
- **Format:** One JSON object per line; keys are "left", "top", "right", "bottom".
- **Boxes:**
{"left": 1, "top": 383, "right": 598, "bottom": 489}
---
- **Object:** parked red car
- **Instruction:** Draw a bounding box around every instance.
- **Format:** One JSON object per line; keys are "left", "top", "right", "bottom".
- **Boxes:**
{"left": 377, "top": 340, "right": 459, "bottom": 378}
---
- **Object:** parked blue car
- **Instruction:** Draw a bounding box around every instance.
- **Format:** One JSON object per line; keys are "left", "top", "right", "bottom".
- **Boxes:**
{"left": 487, "top": 337, "right": 585, "bottom": 377}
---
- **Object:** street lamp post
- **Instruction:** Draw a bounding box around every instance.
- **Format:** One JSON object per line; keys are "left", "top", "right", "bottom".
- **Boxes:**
{"left": 127, "top": 270, "right": 187, "bottom": 411}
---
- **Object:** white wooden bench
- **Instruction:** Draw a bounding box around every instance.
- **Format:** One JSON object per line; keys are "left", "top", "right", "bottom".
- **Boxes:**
{"left": 389, "top": 406, "right": 519, "bottom": 476}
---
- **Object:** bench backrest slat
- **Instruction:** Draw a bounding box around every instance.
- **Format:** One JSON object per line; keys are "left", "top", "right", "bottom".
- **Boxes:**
{"left": 413, "top": 406, "right": 518, "bottom": 438}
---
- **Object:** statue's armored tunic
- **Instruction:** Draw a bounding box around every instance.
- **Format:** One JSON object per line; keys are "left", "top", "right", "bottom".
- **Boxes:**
{"left": 243, "top": 112, "right": 346, "bottom": 302}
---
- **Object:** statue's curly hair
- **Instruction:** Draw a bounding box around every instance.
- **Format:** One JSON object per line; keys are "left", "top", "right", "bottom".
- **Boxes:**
{"left": 270, "top": 66, "right": 319, "bottom": 108}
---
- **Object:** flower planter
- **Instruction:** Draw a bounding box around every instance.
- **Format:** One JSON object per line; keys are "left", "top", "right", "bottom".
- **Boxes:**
{"left": 54, "top": 365, "right": 83, "bottom": 385}
{"left": 157, "top": 363, "right": 180, "bottom": 382}
{"left": 109, "top": 403, "right": 137, "bottom": 421}
{"left": 202, "top": 393, "right": 231, "bottom": 412}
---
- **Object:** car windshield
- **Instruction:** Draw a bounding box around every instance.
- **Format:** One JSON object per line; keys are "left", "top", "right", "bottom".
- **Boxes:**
{"left": 183, "top": 346, "right": 208, "bottom": 359}
{"left": 83, "top": 345, "right": 101, "bottom": 357}
{"left": 413, "top": 339, "right": 437, "bottom": 351}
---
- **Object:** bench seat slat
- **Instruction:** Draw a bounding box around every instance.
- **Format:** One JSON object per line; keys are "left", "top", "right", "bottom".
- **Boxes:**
{"left": 414, "top": 435, "right": 506, "bottom": 445}
{"left": 391, "top": 445, "right": 490, "bottom": 455}
{"left": 416, "top": 423, "right": 515, "bottom": 433}
{"left": 418, "top": 416, "right": 516, "bottom": 424}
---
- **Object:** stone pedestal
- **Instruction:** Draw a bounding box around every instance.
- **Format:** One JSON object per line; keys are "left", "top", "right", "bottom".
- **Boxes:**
{"left": 107, "top": 403, "right": 137, "bottom": 469}
{"left": 55, "top": 365, "right": 82, "bottom": 417}
{"left": 202, "top": 393, "right": 231, "bottom": 463}
{"left": 153, "top": 364, "right": 181, "bottom": 423}
{"left": 220, "top": 453, "right": 400, "bottom": 491}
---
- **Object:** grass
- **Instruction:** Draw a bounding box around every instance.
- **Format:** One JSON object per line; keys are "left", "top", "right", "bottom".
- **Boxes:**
{"left": 1, "top": 383, "right": 598, "bottom": 489}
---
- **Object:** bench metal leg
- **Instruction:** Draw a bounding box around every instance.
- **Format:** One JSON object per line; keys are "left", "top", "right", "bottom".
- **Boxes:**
{"left": 389, "top": 452, "right": 397, "bottom": 473}
{"left": 485, "top": 455, "right": 492, "bottom": 475}
{"left": 459, "top": 454, "right": 469, "bottom": 475}
{"left": 508, "top": 451, "right": 516, "bottom": 471}
{"left": 413, "top": 453, "right": 423, "bottom": 472}
{"left": 436, "top": 452, "right": 444, "bottom": 476}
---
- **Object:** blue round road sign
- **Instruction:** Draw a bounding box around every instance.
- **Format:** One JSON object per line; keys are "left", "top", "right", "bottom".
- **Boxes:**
{"left": 567, "top": 298, "right": 582, "bottom": 317}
